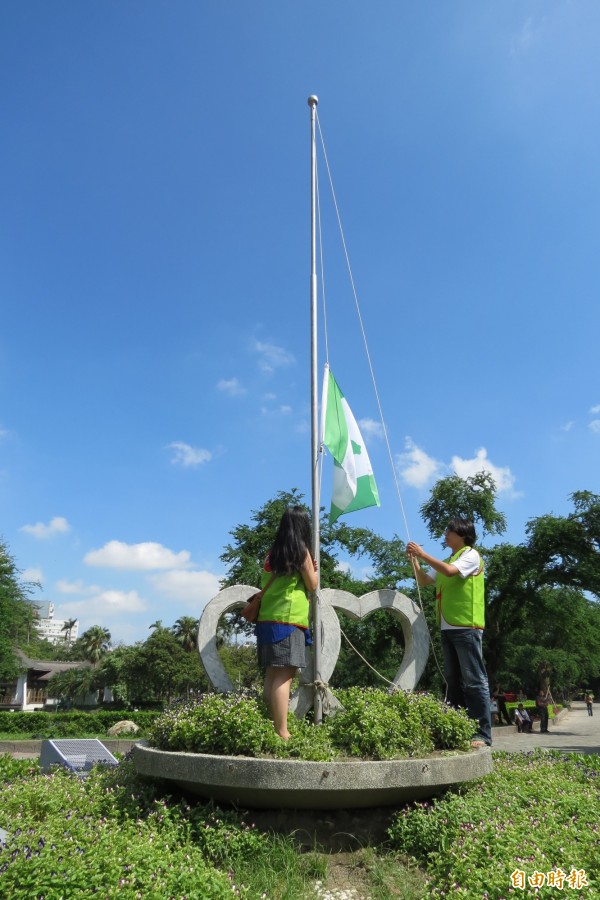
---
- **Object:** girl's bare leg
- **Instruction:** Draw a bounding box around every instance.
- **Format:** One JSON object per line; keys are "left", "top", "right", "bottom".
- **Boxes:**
{"left": 264, "top": 665, "right": 296, "bottom": 740}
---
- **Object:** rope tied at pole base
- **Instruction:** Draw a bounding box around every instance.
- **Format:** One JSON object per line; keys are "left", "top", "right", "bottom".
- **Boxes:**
{"left": 311, "top": 678, "right": 333, "bottom": 716}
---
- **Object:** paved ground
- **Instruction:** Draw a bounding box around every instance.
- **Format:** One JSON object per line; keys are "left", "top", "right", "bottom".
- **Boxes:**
{"left": 491, "top": 700, "right": 599, "bottom": 755}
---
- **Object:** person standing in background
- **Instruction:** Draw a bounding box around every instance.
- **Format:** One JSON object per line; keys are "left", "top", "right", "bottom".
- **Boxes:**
{"left": 536, "top": 688, "right": 550, "bottom": 733}
{"left": 494, "top": 684, "right": 512, "bottom": 726}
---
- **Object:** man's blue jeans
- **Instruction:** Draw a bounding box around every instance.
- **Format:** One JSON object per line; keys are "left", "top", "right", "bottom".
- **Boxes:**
{"left": 441, "top": 628, "right": 492, "bottom": 746}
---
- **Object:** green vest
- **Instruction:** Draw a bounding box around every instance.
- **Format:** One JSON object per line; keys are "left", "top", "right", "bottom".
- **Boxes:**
{"left": 435, "top": 546, "right": 485, "bottom": 629}
{"left": 258, "top": 570, "right": 310, "bottom": 628}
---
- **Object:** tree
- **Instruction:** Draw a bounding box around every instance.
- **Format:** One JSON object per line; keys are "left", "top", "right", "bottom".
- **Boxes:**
{"left": 485, "top": 492, "right": 600, "bottom": 696}
{"left": 96, "top": 645, "right": 133, "bottom": 706}
{"left": 171, "top": 616, "right": 199, "bottom": 652}
{"left": 0, "top": 539, "right": 40, "bottom": 680}
{"left": 78, "top": 626, "right": 111, "bottom": 667}
{"left": 525, "top": 491, "right": 600, "bottom": 598}
{"left": 483, "top": 542, "right": 538, "bottom": 683}
{"left": 419, "top": 473, "right": 507, "bottom": 541}
{"left": 61, "top": 618, "right": 78, "bottom": 646}
{"left": 218, "top": 642, "right": 260, "bottom": 690}
{"left": 121, "top": 630, "right": 208, "bottom": 704}
{"left": 220, "top": 489, "right": 413, "bottom": 595}
{"left": 49, "top": 665, "right": 99, "bottom": 705}
{"left": 497, "top": 586, "right": 600, "bottom": 699}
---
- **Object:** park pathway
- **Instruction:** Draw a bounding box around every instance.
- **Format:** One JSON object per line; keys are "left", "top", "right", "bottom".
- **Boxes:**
{"left": 490, "top": 700, "right": 599, "bottom": 755}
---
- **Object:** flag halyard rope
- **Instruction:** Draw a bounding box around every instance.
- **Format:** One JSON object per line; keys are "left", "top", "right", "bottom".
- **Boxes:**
{"left": 315, "top": 110, "right": 446, "bottom": 687}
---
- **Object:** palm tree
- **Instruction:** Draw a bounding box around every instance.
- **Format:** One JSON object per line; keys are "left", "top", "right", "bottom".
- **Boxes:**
{"left": 79, "top": 625, "right": 111, "bottom": 667}
{"left": 149, "top": 620, "right": 164, "bottom": 632}
{"left": 171, "top": 616, "right": 199, "bottom": 652}
{"left": 61, "top": 617, "right": 78, "bottom": 645}
{"left": 49, "top": 666, "right": 99, "bottom": 705}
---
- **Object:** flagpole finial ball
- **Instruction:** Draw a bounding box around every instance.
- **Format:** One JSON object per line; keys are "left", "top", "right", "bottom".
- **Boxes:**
{"left": 308, "top": 95, "right": 319, "bottom": 107}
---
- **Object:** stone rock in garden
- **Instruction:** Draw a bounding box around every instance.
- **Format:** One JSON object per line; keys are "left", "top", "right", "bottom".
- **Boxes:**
{"left": 107, "top": 720, "right": 140, "bottom": 736}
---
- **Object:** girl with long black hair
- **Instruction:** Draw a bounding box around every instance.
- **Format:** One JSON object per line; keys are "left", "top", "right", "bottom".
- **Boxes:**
{"left": 256, "top": 506, "right": 317, "bottom": 739}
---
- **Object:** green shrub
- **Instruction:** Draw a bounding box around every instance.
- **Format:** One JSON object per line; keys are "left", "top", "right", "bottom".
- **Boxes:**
{"left": 326, "top": 687, "right": 432, "bottom": 759}
{"left": 387, "top": 750, "right": 600, "bottom": 897}
{"left": 0, "top": 756, "right": 265, "bottom": 898}
{"left": 0, "top": 710, "right": 160, "bottom": 738}
{"left": 148, "top": 688, "right": 475, "bottom": 760}
{"left": 148, "top": 692, "right": 283, "bottom": 757}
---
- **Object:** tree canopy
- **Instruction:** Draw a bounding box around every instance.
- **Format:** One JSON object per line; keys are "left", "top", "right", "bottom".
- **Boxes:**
{"left": 419, "top": 472, "right": 507, "bottom": 541}
{"left": 0, "top": 540, "right": 40, "bottom": 680}
{"left": 487, "top": 492, "right": 600, "bottom": 696}
{"left": 2, "top": 482, "right": 599, "bottom": 705}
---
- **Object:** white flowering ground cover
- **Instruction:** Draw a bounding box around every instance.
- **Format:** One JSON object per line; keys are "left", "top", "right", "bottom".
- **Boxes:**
{"left": 387, "top": 750, "right": 600, "bottom": 899}
{"left": 0, "top": 742, "right": 597, "bottom": 898}
{"left": 147, "top": 688, "right": 475, "bottom": 760}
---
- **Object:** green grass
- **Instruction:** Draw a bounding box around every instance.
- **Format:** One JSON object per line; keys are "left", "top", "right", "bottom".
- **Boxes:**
{"left": 388, "top": 750, "right": 600, "bottom": 898}
{"left": 0, "top": 754, "right": 426, "bottom": 899}
{"left": 0, "top": 749, "right": 597, "bottom": 898}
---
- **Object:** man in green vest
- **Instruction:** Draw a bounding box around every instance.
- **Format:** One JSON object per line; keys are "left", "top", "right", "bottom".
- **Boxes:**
{"left": 407, "top": 518, "right": 492, "bottom": 748}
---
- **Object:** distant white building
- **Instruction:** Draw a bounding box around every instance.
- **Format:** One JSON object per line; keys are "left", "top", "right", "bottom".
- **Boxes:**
{"left": 29, "top": 600, "right": 79, "bottom": 646}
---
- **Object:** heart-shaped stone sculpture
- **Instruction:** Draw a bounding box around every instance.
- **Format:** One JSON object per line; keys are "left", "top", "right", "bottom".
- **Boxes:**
{"left": 290, "top": 588, "right": 429, "bottom": 716}
{"left": 197, "top": 586, "right": 429, "bottom": 717}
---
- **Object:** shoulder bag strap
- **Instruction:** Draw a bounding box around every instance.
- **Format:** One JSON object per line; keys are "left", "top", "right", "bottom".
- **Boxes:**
{"left": 259, "top": 572, "right": 277, "bottom": 597}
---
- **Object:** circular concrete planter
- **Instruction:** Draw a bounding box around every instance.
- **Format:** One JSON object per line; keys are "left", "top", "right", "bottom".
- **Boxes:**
{"left": 132, "top": 742, "right": 492, "bottom": 810}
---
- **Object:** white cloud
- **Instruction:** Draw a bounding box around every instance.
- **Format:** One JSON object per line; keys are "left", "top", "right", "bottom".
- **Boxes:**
{"left": 397, "top": 439, "right": 519, "bottom": 497}
{"left": 510, "top": 16, "right": 537, "bottom": 57}
{"left": 397, "top": 438, "right": 443, "bottom": 488}
{"left": 451, "top": 447, "right": 519, "bottom": 496}
{"left": 561, "top": 420, "right": 575, "bottom": 432}
{"left": 254, "top": 340, "right": 295, "bottom": 374}
{"left": 260, "top": 400, "right": 294, "bottom": 417}
{"left": 84, "top": 540, "right": 191, "bottom": 571}
{"left": 589, "top": 420, "right": 600, "bottom": 434}
{"left": 150, "top": 569, "right": 222, "bottom": 608}
{"left": 0, "top": 425, "right": 8, "bottom": 439}
{"left": 334, "top": 560, "right": 374, "bottom": 581}
{"left": 589, "top": 404, "right": 600, "bottom": 415}
{"left": 56, "top": 579, "right": 100, "bottom": 595}
{"left": 20, "top": 516, "right": 70, "bottom": 540}
{"left": 167, "top": 441, "right": 212, "bottom": 467}
{"left": 359, "top": 418, "right": 384, "bottom": 440}
{"left": 60, "top": 589, "right": 147, "bottom": 617}
{"left": 217, "top": 377, "right": 246, "bottom": 397}
{"left": 22, "top": 567, "right": 44, "bottom": 584}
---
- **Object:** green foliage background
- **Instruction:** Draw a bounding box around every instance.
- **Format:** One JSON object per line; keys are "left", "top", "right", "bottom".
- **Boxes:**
{"left": 2, "top": 479, "right": 600, "bottom": 705}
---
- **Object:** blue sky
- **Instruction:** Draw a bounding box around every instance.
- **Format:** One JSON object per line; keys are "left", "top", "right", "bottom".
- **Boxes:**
{"left": 1, "top": 2, "right": 598, "bottom": 646}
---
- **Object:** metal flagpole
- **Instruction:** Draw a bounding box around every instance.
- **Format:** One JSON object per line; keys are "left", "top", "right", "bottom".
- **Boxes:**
{"left": 308, "top": 94, "right": 323, "bottom": 724}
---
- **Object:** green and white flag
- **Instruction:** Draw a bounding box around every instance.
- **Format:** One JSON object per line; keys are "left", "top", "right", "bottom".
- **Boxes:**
{"left": 321, "top": 365, "right": 380, "bottom": 523}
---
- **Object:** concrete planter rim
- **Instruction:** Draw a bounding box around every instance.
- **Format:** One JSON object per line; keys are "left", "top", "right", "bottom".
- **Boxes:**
{"left": 132, "top": 741, "right": 493, "bottom": 810}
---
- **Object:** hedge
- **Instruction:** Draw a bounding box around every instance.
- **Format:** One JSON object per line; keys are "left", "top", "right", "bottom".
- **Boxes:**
{"left": 0, "top": 710, "right": 160, "bottom": 737}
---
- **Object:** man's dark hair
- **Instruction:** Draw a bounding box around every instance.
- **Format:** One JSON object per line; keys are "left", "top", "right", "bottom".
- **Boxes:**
{"left": 447, "top": 518, "right": 477, "bottom": 546}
